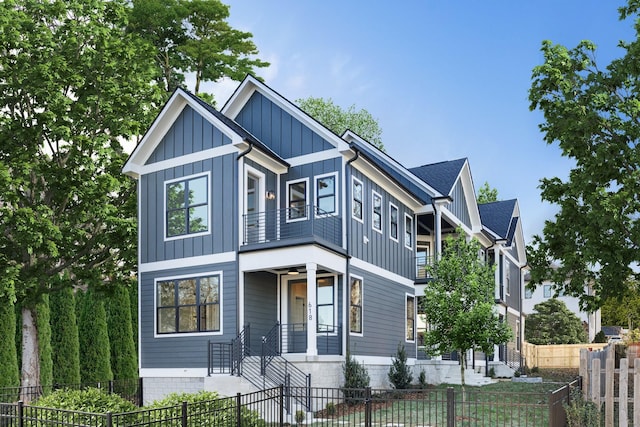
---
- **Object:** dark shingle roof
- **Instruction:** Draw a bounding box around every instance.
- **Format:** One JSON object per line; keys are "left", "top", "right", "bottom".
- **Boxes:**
{"left": 478, "top": 199, "right": 517, "bottom": 241}
{"left": 408, "top": 159, "right": 467, "bottom": 195}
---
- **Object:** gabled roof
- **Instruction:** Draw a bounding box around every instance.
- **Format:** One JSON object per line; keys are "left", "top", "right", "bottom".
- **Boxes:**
{"left": 408, "top": 159, "right": 467, "bottom": 196}
{"left": 478, "top": 199, "right": 517, "bottom": 241}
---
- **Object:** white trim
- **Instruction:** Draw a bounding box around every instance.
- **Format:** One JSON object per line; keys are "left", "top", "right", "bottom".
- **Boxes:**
{"left": 285, "top": 177, "right": 309, "bottom": 223}
{"left": 404, "top": 213, "right": 414, "bottom": 250}
{"left": 134, "top": 144, "right": 238, "bottom": 176}
{"left": 371, "top": 190, "right": 383, "bottom": 234}
{"left": 506, "top": 305, "right": 521, "bottom": 317}
{"left": 244, "top": 165, "right": 266, "bottom": 243}
{"left": 139, "top": 252, "right": 236, "bottom": 273}
{"left": 316, "top": 274, "right": 339, "bottom": 336}
{"left": 405, "top": 293, "right": 416, "bottom": 343}
{"left": 137, "top": 180, "right": 142, "bottom": 371}
{"left": 163, "top": 171, "right": 212, "bottom": 242}
{"left": 389, "top": 203, "right": 399, "bottom": 243}
{"left": 349, "top": 274, "right": 364, "bottom": 337}
{"left": 287, "top": 149, "right": 342, "bottom": 167}
{"left": 140, "top": 368, "right": 209, "bottom": 377}
{"left": 153, "top": 270, "right": 224, "bottom": 338}
{"left": 350, "top": 257, "right": 414, "bottom": 289}
{"left": 240, "top": 246, "right": 347, "bottom": 274}
{"left": 314, "top": 171, "right": 339, "bottom": 217}
{"left": 351, "top": 176, "right": 364, "bottom": 224}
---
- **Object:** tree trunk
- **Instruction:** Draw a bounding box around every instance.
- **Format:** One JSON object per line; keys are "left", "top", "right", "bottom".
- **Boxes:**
{"left": 460, "top": 349, "right": 466, "bottom": 403}
{"left": 20, "top": 306, "right": 40, "bottom": 403}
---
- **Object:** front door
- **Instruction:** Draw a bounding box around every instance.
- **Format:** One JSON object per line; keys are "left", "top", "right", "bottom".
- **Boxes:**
{"left": 288, "top": 280, "right": 307, "bottom": 353}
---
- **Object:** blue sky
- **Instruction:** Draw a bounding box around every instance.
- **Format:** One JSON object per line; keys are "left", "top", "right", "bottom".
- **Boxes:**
{"left": 207, "top": 1, "right": 635, "bottom": 243}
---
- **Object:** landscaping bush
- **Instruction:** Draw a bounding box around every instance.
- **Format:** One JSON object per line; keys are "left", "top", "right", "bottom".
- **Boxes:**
{"left": 342, "top": 353, "right": 370, "bottom": 405}
{"left": 388, "top": 343, "right": 413, "bottom": 389}
{"left": 564, "top": 387, "right": 600, "bottom": 427}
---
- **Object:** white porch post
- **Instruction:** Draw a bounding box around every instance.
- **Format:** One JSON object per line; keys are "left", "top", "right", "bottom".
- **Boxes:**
{"left": 306, "top": 262, "right": 318, "bottom": 356}
{"left": 434, "top": 204, "right": 442, "bottom": 259}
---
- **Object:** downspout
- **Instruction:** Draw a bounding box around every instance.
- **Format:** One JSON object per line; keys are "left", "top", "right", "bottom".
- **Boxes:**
{"left": 236, "top": 140, "right": 253, "bottom": 336}
{"left": 344, "top": 148, "right": 359, "bottom": 356}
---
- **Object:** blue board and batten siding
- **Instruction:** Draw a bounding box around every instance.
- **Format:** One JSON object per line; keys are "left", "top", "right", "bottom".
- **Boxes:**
{"left": 244, "top": 272, "right": 278, "bottom": 351}
{"left": 449, "top": 180, "right": 472, "bottom": 230}
{"left": 348, "top": 266, "right": 415, "bottom": 357}
{"left": 139, "top": 262, "right": 237, "bottom": 369}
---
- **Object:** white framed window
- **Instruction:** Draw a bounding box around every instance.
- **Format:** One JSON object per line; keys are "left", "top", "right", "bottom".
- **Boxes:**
{"left": 155, "top": 272, "right": 222, "bottom": 337}
{"left": 352, "top": 177, "right": 364, "bottom": 223}
{"left": 406, "top": 294, "right": 415, "bottom": 342}
{"left": 165, "top": 172, "right": 210, "bottom": 241}
{"left": 315, "top": 172, "right": 338, "bottom": 217}
{"left": 389, "top": 203, "right": 399, "bottom": 242}
{"left": 317, "top": 276, "right": 336, "bottom": 333}
{"left": 372, "top": 190, "right": 382, "bottom": 234}
{"left": 286, "top": 178, "right": 308, "bottom": 222}
{"left": 349, "top": 276, "right": 363, "bottom": 335}
{"left": 504, "top": 258, "right": 510, "bottom": 296}
{"left": 404, "top": 213, "right": 414, "bottom": 250}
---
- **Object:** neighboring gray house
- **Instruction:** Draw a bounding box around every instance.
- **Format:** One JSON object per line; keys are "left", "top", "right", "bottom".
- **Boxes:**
{"left": 122, "top": 75, "right": 527, "bottom": 400}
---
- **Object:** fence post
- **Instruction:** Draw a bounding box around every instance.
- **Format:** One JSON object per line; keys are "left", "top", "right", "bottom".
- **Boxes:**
{"left": 279, "top": 384, "right": 284, "bottom": 427}
{"left": 446, "top": 387, "right": 455, "bottom": 427}
{"left": 236, "top": 393, "right": 242, "bottom": 427}
{"left": 605, "top": 349, "right": 614, "bottom": 427}
{"left": 635, "top": 358, "right": 640, "bottom": 427}
{"left": 138, "top": 377, "right": 143, "bottom": 406}
{"left": 181, "top": 401, "right": 187, "bottom": 427}
{"left": 109, "top": 380, "right": 114, "bottom": 395}
{"left": 591, "top": 358, "right": 601, "bottom": 407}
{"left": 17, "top": 401, "right": 23, "bottom": 427}
{"left": 364, "top": 387, "right": 371, "bottom": 427}
{"left": 106, "top": 412, "right": 112, "bottom": 427}
{"left": 620, "top": 357, "right": 628, "bottom": 427}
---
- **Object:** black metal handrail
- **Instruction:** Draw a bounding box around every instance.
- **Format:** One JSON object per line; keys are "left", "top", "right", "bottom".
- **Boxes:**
{"left": 242, "top": 204, "right": 341, "bottom": 246}
{"left": 208, "top": 325, "right": 250, "bottom": 376}
{"left": 415, "top": 255, "right": 434, "bottom": 279}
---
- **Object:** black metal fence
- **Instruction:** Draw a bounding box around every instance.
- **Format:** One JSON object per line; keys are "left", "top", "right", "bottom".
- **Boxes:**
{"left": 0, "top": 381, "right": 577, "bottom": 427}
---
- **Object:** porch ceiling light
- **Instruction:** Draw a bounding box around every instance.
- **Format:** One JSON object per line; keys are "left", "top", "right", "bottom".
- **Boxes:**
{"left": 287, "top": 267, "right": 300, "bottom": 275}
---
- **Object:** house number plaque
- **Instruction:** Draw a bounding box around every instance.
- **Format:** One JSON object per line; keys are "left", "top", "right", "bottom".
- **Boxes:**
{"left": 308, "top": 302, "right": 313, "bottom": 321}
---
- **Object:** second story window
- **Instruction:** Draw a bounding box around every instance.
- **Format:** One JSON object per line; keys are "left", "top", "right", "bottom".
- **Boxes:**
{"left": 287, "top": 178, "right": 308, "bottom": 221}
{"left": 405, "top": 214, "right": 414, "bottom": 249}
{"left": 372, "top": 191, "right": 382, "bottom": 233}
{"left": 166, "top": 174, "right": 209, "bottom": 239}
{"left": 389, "top": 203, "right": 399, "bottom": 241}
{"left": 352, "top": 178, "right": 363, "bottom": 222}
{"left": 315, "top": 173, "right": 337, "bottom": 216}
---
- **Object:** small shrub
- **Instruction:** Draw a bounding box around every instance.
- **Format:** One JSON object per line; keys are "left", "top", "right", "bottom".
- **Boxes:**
{"left": 530, "top": 366, "right": 539, "bottom": 374}
{"left": 388, "top": 343, "right": 413, "bottom": 389}
{"left": 325, "top": 401, "right": 336, "bottom": 416}
{"left": 564, "top": 387, "right": 600, "bottom": 427}
{"left": 342, "top": 353, "right": 370, "bottom": 405}
{"left": 488, "top": 367, "right": 496, "bottom": 378}
{"left": 295, "top": 409, "right": 305, "bottom": 424}
{"left": 418, "top": 369, "right": 427, "bottom": 389}
{"left": 592, "top": 330, "right": 607, "bottom": 343}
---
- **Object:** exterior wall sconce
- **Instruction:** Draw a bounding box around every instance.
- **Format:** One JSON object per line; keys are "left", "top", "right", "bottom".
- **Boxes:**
{"left": 266, "top": 190, "right": 276, "bottom": 200}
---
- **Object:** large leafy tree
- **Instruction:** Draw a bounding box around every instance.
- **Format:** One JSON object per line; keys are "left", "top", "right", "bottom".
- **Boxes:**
{"left": 0, "top": 0, "right": 161, "bottom": 396}
{"left": 297, "top": 97, "right": 385, "bottom": 151}
{"left": 128, "top": 0, "right": 269, "bottom": 101}
{"left": 525, "top": 298, "right": 587, "bottom": 345}
{"left": 600, "top": 282, "right": 640, "bottom": 329}
{"left": 528, "top": 2, "right": 640, "bottom": 310}
{"left": 423, "top": 229, "right": 512, "bottom": 392}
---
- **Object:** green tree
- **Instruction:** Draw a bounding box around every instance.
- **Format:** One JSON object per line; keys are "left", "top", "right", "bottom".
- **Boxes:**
{"left": 0, "top": 0, "right": 160, "bottom": 395}
{"left": 528, "top": 2, "right": 640, "bottom": 310}
{"left": 297, "top": 97, "right": 385, "bottom": 151}
{"left": 388, "top": 343, "right": 413, "bottom": 390}
{"left": 106, "top": 284, "right": 138, "bottom": 383}
{"left": 78, "top": 289, "right": 113, "bottom": 383}
{"left": 37, "top": 295, "right": 53, "bottom": 388}
{"left": 525, "top": 299, "right": 587, "bottom": 345}
{"left": 50, "top": 286, "right": 81, "bottom": 385}
{"left": 477, "top": 182, "right": 499, "bottom": 204}
{"left": 423, "top": 228, "right": 512, "bottom": 393}
{"left": 600, "top": 283, "right": 640, "bottom": 329}
{"left": 128, "top": 0, "right": 269, "bottom": 99}
{"left": 0, "top": 294, "right": 19, "bottom": 393}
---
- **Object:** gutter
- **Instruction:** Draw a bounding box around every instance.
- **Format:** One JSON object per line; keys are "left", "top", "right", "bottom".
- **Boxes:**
{"left": 235, "top": 139, "right": 252, "bottom": 336}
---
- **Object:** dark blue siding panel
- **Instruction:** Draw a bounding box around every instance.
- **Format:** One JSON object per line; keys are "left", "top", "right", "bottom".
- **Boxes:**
{"left": 140, "top": 154, "right": 237, "bottom": 264}
{"left": 450, "top": 181, "right": 471, "bottom": 229}
{"left": 244, "top": 272, "right": 278, "bottom": 351}
{"left": 146, "top": 106, "right": 232, "bottom": 164}
{"left": 348, "top": 267, "right": 415, "bottom": 357}
{"left": 235, "top": 92, "right": 334, "bottom": 157}
{"left": 140, "top": 262, "right": 237, "bottom": 369}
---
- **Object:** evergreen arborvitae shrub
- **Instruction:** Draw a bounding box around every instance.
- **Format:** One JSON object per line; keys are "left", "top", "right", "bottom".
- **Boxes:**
{"left": 78, "top": 289, "right": 113, "bottom": 383}
{"left": 342, "top": 353, "right": 370, "bottom": 405}
{"left": 129, "top": 280, "right": 138, "bottom": 355}
{"left": 37, "top": 294, "right": 53, "bottom": 390}
{"left": 107, "top": 285, "right": 138, "bottom": 394}
{"left": 593, "top": 330, "right": 607, "bottom": 344}
{"left": 50, "top": 286, "right": 81, "bottom": 385}
{"left": 0, "top": 294, "right": 20, "bottom": 396}
{"left": 388, "top": 343, "right": 413, "bottom": 389}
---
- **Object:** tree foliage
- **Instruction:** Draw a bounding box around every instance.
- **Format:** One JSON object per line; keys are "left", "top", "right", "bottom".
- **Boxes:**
{"left": 477, "top": 182, "right": 499, "bottom": 204}
{"left": 78, "top": 289, "right": 113, "bottom": 383}
{"left": 50, "top": 286, "right": 81, "bottom": 385}
{"left": 0, "top": 294, "right": 19, "bottom": 391}
{"left": 106, "top": 284, "right": 138, "bottom": 383}
{"left": 528, "top": 2, "right": 640, "bottom": 310}
{"left": 297, "top": 97, "right": 385, "bottom": 151}
{"left": 423, "top": 229, "right": 512, "bottom": 389}
{"left": 525, "top": 299, "right": 587, "bottom": 345}
{"left": 600, "top": 282, "right": 640, "bottom": 329}
{"left": 388, "top": 343, "right": 413, "bottom": 389}
{"left": 37, "top": 295, "right": 53, "bottom": 388}
{"left": 128, "top": 0, "right": 269, "bottom": 99}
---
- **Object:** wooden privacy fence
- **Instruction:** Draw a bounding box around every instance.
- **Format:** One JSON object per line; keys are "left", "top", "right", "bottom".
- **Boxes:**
{"left": 580, "top": 346, "right": 640, "bottom": 426}
{"left": 523, "top": 342, "right": 608, "bottom": 369}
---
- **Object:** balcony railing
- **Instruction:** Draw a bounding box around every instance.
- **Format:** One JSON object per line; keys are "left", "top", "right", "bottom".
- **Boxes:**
{"left": 242, "top": 204, "right": 342, "bottom": 248}
{"left": 415, "top": 255, "right": 434, "bottom": 279}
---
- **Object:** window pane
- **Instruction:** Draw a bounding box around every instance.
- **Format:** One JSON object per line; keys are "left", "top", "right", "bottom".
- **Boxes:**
{"left": 178, "top": 306, "right": 197, "bottom": 332}
{"left": 317, "top": 306, "right": 334, "bottom": 331}
{"left": 200, "top": 276, "right": 219, "bottom": 303}
{"left": 290, "top": 182, "right": 306, "bottom": 203}
{"left": 158, "top": 308, "right": 176, "bottom": 333}
{"left": 158, "top": 281, "right": 175, "bottom": 306}
{"left": 200, "top": 304, "right": 220, "bottom": 331}
{"left": 178, "top": 279, "right": 197, "bottom": 305}
{"left": 189, "top": 205, "right": 208, "bottom": 233}
{"left": 167, "top": 209, "right": 186, "bottom": 236}
{"left": 318, "top": 284, "right": 333, "bottom": 304}
{"left": 167, "top": 182, "right": 185, "bottom": 209}
{"left": 353, "top": 182, "right": 362, "bottom": 201}
{"left": 350, "top": 279, "right": 361, "bottom": 305}
{"left": 373, "top": 214, "right": 381, "bottom": 230}
{"left": 189, "top": 176, "right": 207, "bottom": 205}
{"left": 317, "top": 176, "right": 334, "bottom": 196}
{"left": 318, "top": 195, "right": 335, "bottom": 213}
{"left": 350, "top": 306, "right": 362, "bottom": 333}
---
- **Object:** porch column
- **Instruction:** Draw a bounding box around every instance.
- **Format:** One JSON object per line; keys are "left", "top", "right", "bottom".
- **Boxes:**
{"left": 434, "top": 204, "right": 442, "bottom": 259}
{"left": 306, "top": 262, "right": 318, "bottom": 356}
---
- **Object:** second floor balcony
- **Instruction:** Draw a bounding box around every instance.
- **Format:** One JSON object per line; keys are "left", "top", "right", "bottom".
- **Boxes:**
{"left": 241, "top": 204, "right": 343, "bottom": 253}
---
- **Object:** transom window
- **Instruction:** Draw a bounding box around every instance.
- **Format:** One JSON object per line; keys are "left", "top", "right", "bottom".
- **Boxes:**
{"left": 317, "top": 277, "right": 335, "bottom": 333}
{"left": 157, "top": 274, "right": 221, "bottom": 334}
{"left": 166, "top": 174, "right": 209, "bottom": 238}
{"left": 315, "top": 173, "right": 337, "bottom": 215}
{"left": 389, "top": 203, "right": 399, "bottom": 241}
{"left": 406, "top": 295, "right": 415, "bottom": 341}
{"left": 287, "top": 179, "right": 308, "bottom": 221}
{"left": 352, "top": 178, "right": 363, "bottom": 222}
{"left": 372, "top": 191, "right": 382, "bottom": 233}
{"left": 350, "top": 277, "right": 363, "bottom": 334}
